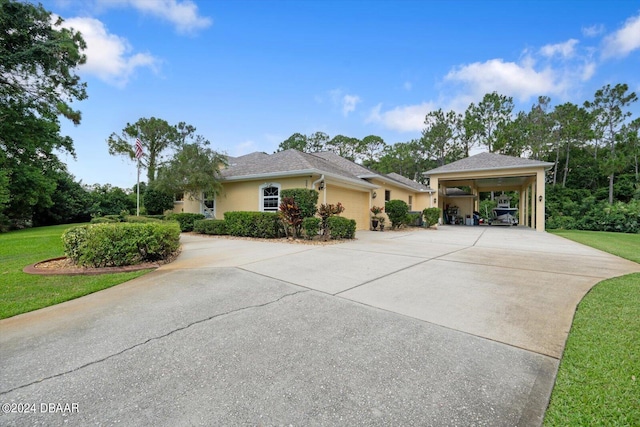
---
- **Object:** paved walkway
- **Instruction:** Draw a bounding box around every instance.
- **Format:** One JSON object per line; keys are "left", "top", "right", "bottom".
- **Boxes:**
{"left": 1, "top": 226, "right": 638, "bottom": 426}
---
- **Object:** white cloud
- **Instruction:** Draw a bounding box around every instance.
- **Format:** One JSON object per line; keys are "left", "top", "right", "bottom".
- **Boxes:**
{"left": 540, "top": 39, "right": 579, "bottom": 58}
{"left": 582, "top": 24, "right": 605, "bottom": 37}
{"left": 366, "top": 102, "right": 436, "bottom": 132}
{"left": 97, "top": 0, "right": 212, "bottom": 34}
{"left": 329, "top": 89, "right": 361, "bottom": 116}
{"left": 61, "top": 16, "right": 158, "bottom": 87}
{"left": 341, "top": 94, "right": 361, "bottom": 116}
{"left": 444, "top": 58, "right": 559, "bottom": 102}
{"left": 602, "top": 13, "right": 640, "bottom": 58}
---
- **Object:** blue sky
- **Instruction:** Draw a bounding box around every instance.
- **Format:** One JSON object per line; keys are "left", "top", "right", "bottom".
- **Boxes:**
{"left": 43, "top": 0, "right": 640, "bottom": 188}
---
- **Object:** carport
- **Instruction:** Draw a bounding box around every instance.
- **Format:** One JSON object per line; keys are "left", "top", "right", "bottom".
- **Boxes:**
{"left": 423, "top": 152, "right": 554, "bottom": 231}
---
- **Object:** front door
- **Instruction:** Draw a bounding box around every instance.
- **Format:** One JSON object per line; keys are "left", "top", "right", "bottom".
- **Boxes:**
{"left": 202, "top": 193, "right": 215, "bottom": 218}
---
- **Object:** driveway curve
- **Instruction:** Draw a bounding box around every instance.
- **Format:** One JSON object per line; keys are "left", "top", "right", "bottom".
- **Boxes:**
{"left": 1, "top": 226, "right": 638, "bottom": 426}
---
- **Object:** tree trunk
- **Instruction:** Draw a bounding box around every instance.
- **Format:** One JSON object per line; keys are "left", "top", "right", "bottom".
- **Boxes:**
{"left": 552, "top": 139, "right": 561, "bottom": 186}
{"left": 562, "top": 140, "right": 571, "bottom": 188}
{"left": 609, "top": 174, "right": 614, "bottom": 204}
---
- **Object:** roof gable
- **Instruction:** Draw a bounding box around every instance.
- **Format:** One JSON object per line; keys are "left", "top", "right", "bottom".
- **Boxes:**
{"left": 424, "top": 152, "right": 554, "bottom": 175}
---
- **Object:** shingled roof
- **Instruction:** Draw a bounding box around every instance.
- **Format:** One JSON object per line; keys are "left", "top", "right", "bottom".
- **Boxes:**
{"left": 385, "top": 172, "right": 431, "bottom": 192}
{"left": 423, "top": 152, "right": 554, "bottom": 175}
{"left": 222, "top": 149, "right": 369, "bottom": 185}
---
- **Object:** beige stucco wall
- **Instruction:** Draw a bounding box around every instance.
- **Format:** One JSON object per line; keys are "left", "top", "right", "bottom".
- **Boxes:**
{"left": 323, "top": 183, "right": 370, "bottom": 230}
{"left": 171, "top": 174, "right": 433, "bottom": 231}
{"left": 170, "top": 193, "right": 201, "bottom": 215}
{"left": 442, "top": 197, "right": 475, "bottom": 224}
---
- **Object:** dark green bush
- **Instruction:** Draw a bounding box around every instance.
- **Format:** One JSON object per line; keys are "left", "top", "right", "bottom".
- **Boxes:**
{"left": 280, "top": 188, "right": 319, "bottom": 218}
{"left": 90, "top": 216, "right": 118, "bottom": 224}
{"left": 144, "top": 214, "right": 166, "bottom": 220}
{"left": 385, "top": 199, "right": 409, "bottom": 229}
{"left": 327, "top": 216, "right": 356, "bottom": 239}
{"left": 124, "top": 215, "right": 163, "bottom": 223}
{"left": 62, "top": 222, "right": 181, "bottom": 267}
{"left": 194, "top": 219, "right": 228, "bottom": 235}
{"left": 166, "top": 213, "right": 205, "bottom": 232}
{"left": 406, "top": 212, "right": 422, "bottom": 226}
{"left": 224, "top": 211, "right": 281, "bottom": 238}
{"left": 302, "top": 217, "right": 321, "bottom": 239}
{"left": 143, "top": 187, "right": 174, "bottom": 215}
{"left": 423, "top": 207, "right": 441, "bottom": 228}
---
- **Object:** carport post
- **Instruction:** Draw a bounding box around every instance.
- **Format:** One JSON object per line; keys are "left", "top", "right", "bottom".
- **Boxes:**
{"left": 536, "top": 169, "right": 545, "bottom": 232}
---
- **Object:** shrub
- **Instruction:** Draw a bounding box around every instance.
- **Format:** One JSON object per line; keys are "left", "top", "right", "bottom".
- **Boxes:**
{"left": 166, "top": 213, "right": 205, "bottom": 232}
{"left": 318, "top": 203, "right": 345, "bottom": 239}
{"left": 62, "top": 222, "right": 180, "bottom": 267}
{"left": 124, "top": 215, "right": 163, "bottom": 223}
{"left": 280, "top": 189, "right": 319, "bottom": 219}
{"left": 406, "top": 212, "right": 422, "bottom": 226}
{"left": 143, "top": 187, "right": 174, "bottom": 215}
{"left": 327, "top": 216, "right": 356, "bottom": 239}
{"left": 144, "top": 215, "right": 166, "bottom": 220}
{"left": 224, "top": 211, "right": 281, "bottom": 238}
{"left": 423, "top": 207, "right": 441, "bottom": 228}
{"left": 302, "top": 217, "right": 321, "bottom": 239}
{"left": 279, "top": 196, "right": 303, "bottom": 238}
{"left": 90, "top": 217, "right": 118, "bottom": 224}
{"left": 194, "top": 219, "right": 228, "bottom": 235}
{"left": 385, "top": 199, "right": 409, "bottom": 229}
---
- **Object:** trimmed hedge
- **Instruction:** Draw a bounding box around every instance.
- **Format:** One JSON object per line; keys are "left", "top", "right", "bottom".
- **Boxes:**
{"left": 124, "top": 215, "right": 163, "bottom": 223}
{"left": 62, "top": 222, "right": 181, "bottom": 267}
{"left": 302, "top": 217, "right": 321, "bottom": 239}
{"left": 224, "top": 211, "right": 281, "bottom": 238}
{"left": 166, "top": 213, "right": 205, "bottom": 232}
{"left": 194, "top": 219, "right": 228, "bottom": 235}
{"left": 327, "top": 216, "right": 356, "bottom": 239}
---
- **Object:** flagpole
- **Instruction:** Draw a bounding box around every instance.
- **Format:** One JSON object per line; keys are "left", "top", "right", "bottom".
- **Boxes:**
{"left": 136, "top": 157, "right": 140, "bottom": 216}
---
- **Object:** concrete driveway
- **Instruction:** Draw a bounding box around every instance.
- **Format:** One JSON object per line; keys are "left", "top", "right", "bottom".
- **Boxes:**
{"left": 1, "top": 226, "right": 638, "bottom": 426}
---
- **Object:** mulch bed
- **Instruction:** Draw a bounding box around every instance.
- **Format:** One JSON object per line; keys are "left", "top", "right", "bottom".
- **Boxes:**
{"left": 23, "top": 249, "right": 181, "bottom": 276}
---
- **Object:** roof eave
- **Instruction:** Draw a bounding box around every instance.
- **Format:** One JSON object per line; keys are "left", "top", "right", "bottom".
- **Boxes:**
{"left": 222, "top": 169, "right": 379, "bottom": 190}
{"left": 424, "top": 162, "right": 555, "bottom": 176}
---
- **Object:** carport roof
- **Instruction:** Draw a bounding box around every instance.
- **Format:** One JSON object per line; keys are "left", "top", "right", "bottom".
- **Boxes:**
{"left": 423, "top": 152, "right": 554, "bottom": 176}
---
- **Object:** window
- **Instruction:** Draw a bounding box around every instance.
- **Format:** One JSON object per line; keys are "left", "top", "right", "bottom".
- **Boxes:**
{"left": 260, "top": 183, "right": 280, "bottom": 212}
{"left": 408, "top": 195, "right": 413, "bottom": 211}
{"left": 385, "top": 190, "right": 391, "bottom": 201}
{"left": 174, "top": 193, "right": 184, "bottom": 202}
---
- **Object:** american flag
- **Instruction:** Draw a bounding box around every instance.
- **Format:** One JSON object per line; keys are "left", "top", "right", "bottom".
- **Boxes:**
{"left": 134, "top": 138, "right": 143, "bottom": 159}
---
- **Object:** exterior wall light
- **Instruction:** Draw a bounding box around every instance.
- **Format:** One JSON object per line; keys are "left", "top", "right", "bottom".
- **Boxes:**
{"left": 318, "top": 181, "right": 325, "bottom": 190}
{"left": 538, "top": 195, "right": 543, "bottom": 202}
{"left": 372, "top": 191, "right": 377, "bottom": 199}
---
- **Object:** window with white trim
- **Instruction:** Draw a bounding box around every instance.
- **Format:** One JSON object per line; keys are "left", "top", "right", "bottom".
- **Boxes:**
{"left": 260, "top": 183, "right": 280, "bottom": 212}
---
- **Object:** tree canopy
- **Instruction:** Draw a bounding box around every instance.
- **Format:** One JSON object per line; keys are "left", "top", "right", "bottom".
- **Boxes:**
{"left": 0, "top": 0, "right": 87, "bottom": 227}
{"left": 155, "top": 141, "right": 227, "bottom": 202}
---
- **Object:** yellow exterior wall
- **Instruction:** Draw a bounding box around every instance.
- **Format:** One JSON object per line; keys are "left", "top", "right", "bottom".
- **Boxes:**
{"left": 172, "top": 176, "right": 319, "bottom": 219}
{"left": 170, "top": 193, "right": 201, "bottom": 215}
{"left": 324, "top": 183, "right": 370, "bottom": 230}
{"left": 442, "top": 197, "right": 475, "bottom": 224}
{"left": 170, "top": 174, "right": 433, "bottom": 231}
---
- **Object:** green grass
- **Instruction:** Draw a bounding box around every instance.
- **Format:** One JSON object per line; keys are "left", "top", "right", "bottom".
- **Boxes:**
{"left": 544, "top": 230, "right": 640, "bottom": 426}
{"left": 550, "top": 229, "right": 640, "bottom": 263}
{"left": 0, "top": 224, "right": 151, "bottom": 319}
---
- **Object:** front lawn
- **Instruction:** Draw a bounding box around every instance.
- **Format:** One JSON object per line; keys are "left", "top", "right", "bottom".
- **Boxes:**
{"left": 544, "top": 230, "right": 640, "bottom": 426}
{"left": 0, "top": 224, "right": 151, "bottom": 319}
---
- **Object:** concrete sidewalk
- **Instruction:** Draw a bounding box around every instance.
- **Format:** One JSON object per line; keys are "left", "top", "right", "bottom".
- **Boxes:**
{"left": 1, "top": 226, "right": 638, "bottom": 426}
